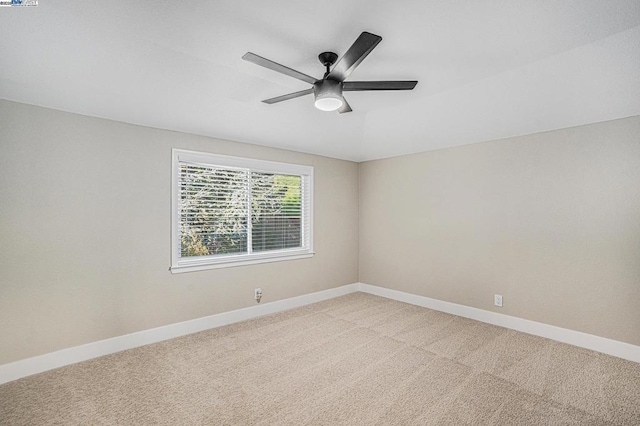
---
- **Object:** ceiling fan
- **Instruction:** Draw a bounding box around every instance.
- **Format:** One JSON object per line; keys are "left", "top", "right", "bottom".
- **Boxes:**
{"left": 242, "top": 31, "right": 418, "bottom": 113}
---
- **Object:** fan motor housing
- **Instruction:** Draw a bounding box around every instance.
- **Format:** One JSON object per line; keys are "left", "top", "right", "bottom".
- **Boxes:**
{"left": 314, "top": 79, "right": 342, "bottom": 98}
{"left": 313, "top": 79, "right": 343, "bottom": 111}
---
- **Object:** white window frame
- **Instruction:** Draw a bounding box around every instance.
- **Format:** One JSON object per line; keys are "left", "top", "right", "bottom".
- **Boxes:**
{"left": 171, "top": 149, "right": 314, "bottom": 273}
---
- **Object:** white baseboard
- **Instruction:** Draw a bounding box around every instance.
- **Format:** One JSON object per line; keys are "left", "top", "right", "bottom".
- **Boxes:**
{"left": 3, "top": 282, "right": 637, "bottom": 385}
{"left": 0, "top": 283, "right": 360, "bottom": 385}
{"left": 357, "top": 283, "right": 640, "bottom": 364}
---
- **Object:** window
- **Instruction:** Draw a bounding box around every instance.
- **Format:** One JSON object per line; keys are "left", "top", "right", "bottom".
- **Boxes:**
{"left": 171, "top": 149, "right": 313, "bottom": 273}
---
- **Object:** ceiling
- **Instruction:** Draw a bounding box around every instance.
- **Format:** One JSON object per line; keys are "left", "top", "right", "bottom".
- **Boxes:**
{"left": 1, "top": 1, "right": 639, "bottom": 162}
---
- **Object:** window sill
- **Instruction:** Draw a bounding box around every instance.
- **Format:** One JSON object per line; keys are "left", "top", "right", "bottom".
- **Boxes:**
{"left": 170, "top": 251, "right": 315, "bottom": 274}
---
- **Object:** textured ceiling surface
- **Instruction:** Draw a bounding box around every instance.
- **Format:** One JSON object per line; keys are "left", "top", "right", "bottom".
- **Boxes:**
{"left": 1, "top": 0, "right": 639, "bottom": 161}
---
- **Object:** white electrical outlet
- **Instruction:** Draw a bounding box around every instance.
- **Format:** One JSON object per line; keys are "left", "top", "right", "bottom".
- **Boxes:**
{"left": 494, "top": 294, "right": 503, "bottom": 307}
{"left": 254, "top": 288, "right": 263, "bottom": 303}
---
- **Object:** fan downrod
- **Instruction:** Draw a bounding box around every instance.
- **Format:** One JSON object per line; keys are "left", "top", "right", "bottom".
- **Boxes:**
{"left": 318, "top": 51, "right": 338, "bottom": 76}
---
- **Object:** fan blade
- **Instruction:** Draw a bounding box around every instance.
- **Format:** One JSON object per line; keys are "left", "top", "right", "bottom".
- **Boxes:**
{"left": 343, "top": 81, "right": 418, "bottom": 91}
{"left": 243, "top": 52, "right": 317, "bottom": 85}
{"left": 328, "top": 32, "right": 382, "bottom": 82}
{"left": 338, "top": 97, "right": 352, "bottom": 114}
{"left": 262, "top": 88, "right": 314, "bottom": 104}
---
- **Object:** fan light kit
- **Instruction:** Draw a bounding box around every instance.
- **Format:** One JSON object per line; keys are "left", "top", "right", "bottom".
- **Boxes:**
{"left": 314, "top": 79, "right": 343, "bottom": 111}
{"left": 243, "top": 32, "right": 418, "bottom": 114}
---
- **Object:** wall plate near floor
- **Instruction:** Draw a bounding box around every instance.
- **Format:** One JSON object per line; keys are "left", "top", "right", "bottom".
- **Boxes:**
{"left": 494, "top": 294, "right": 503, "bottom": 307}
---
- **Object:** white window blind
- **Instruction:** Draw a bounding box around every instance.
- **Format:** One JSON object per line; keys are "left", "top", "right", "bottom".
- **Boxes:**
{"left": 250, "top": 172, "right": 303, "bottom": 253}
{"left": 171, "top": 149, "right": 313, "bottom": 273}
{"left": 179, "top": 164, "right": 249, "bottom": 257}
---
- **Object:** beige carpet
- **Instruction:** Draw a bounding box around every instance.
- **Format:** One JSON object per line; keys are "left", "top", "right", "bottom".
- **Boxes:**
{"left": 1, "top": 293, "right": 639, "bottom": 425}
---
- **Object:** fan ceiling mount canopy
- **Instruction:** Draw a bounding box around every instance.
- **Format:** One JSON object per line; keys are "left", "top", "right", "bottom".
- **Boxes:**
{"left": 242, "top": 31, "right": 418, "bottom": 113}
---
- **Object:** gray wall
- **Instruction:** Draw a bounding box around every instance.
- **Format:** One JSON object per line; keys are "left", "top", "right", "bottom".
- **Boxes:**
{"left": 0, "top": 100, "right": 359, "bottom": 364}
{"left": 359, "top": 116, "right": 640, "bottom": 346}
{"left": 2, "top": 98, "right": 639, "bottom": 365}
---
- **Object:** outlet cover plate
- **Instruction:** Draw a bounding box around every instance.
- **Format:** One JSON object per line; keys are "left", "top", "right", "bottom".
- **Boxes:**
{"left": 494, "top": 294, "right": 503, "bottom": 307}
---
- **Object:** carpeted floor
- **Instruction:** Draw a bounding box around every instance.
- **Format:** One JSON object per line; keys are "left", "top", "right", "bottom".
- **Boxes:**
{"left": 1, "top": 292, "right": 639, "bottom": 425}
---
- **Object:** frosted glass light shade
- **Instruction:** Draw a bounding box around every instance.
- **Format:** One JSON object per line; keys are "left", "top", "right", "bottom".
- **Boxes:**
{"left": 314, "top": 96, "right": 343, "bottom": 111}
